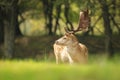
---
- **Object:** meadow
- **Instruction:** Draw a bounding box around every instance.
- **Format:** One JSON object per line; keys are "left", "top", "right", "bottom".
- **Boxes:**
{"left": 0, "top": 56, "right": 120, "bottom": 80}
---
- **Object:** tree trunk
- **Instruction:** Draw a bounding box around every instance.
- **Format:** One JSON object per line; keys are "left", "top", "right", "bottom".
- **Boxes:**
{"left": 42, "top": 0, "right": 54, "bottom": 35}
{"left": 0, "top": 25, "right": 4, "bottom": 44}
{"left": 54, "top": 4, "right": 61, "bottom": 34}
{"left": 64, "top": 0, "right": 73, "bottom": 29}
{"left": 4, "top": 0, "right": 18, "bottom": 59}
{"left": 99, "top": 0, "right": 114, "bottom": 57}
{"left": 0, "top": 7, "right": 4, "bottom": 44}
{"left": 47, "top": 0, "right": 55, "bottom": 35}
{"left": 41, "top": 0, "right": 48, "bottom": 33}
{"left": 15, "top": 20, "right": 22, "bottom": 37}
{"left": 15, "top": 4, "right": 23, "bottom": 37}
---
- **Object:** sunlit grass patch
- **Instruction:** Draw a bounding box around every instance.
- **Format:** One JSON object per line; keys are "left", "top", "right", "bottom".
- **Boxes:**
{"left": 0, "top": 60, "right": 120, "bottom": 80}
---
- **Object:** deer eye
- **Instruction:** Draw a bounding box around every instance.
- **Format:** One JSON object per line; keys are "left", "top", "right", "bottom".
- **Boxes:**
{"left": 63, "top": 37, "right": 67, "bottom": 39}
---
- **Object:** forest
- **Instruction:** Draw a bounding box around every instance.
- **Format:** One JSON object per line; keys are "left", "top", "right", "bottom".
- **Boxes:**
{"left": 0, "top": 0, "right": 120, "bottom": 59}
{"left": 0, "top": 0, "right": 120, "bottom": 80}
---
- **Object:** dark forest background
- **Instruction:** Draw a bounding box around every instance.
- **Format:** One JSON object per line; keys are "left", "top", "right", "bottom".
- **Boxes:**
{"left": 0, "top": 0, "right": 120, "bottom": 59}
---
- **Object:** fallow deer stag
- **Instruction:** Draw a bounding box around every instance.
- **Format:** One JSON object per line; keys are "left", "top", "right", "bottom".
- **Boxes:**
{"left": 53, "top": 9, "right": 90, "bottom": 64}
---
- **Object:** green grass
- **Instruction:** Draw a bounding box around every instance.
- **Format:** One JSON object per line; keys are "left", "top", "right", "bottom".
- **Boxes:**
{"left": 0, "top": 60, "right": 120, "bottom": 80}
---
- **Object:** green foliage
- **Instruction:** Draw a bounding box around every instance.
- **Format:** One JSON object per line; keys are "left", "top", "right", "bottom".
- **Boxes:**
{"left": 14, "top": 0, "right": 120, "bottom": 36}
{"left": 18, "top": 0, "right": 43, "bottom": 19}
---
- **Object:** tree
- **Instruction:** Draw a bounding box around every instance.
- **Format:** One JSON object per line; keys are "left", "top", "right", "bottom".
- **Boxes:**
{"left": 98, "top": 0, "right": 114, "bottom": 57}
{"left": 0, "top": 7, "right": 4, "bottom": 44}
{"left": 15, "top": 6, "right": 23, "bottom": 37}
{"left": 42, "top": 0, "right": 74, "bottom": 35}
{"left": 3, "top": 0, "right": 18, "bottom": 58}
{"left": 64, "top": 0, "right": 73, "bottom": 29}
{"left": 42, "top": 0, "right": 55, "bottom": 35}
{"left": 54, "top": 3, "right": 62, "bottom": 34}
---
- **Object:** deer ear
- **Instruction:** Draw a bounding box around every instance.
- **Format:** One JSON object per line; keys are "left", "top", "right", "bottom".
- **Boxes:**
{"left": 65, "top": 32, "right": 73, "bottom": 37}
{"left": 65, "top": 33, "right": 69, "bottom": 37}
{"left": 71, "top": 35, "right": 78, "bottom": 43}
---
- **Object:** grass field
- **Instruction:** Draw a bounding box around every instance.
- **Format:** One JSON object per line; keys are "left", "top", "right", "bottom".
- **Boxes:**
{"left": 0, "top": 59, "right": 120, "bottom": 80}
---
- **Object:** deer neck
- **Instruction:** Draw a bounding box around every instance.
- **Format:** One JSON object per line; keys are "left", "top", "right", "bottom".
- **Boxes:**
{"left": 66, "top": 41, "right": 80, "bottom": 53}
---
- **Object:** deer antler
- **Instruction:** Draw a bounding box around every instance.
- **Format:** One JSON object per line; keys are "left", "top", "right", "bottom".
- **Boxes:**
{"left": 65, "top": 9, "right": 90, "bottom": 33}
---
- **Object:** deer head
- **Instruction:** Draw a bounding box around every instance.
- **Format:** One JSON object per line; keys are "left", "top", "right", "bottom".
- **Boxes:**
{"left": 55, "top": 32, "right": 79, "bottom": 46}
{"left": 65, "top": 9, "right": 90, "bottom": 34}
